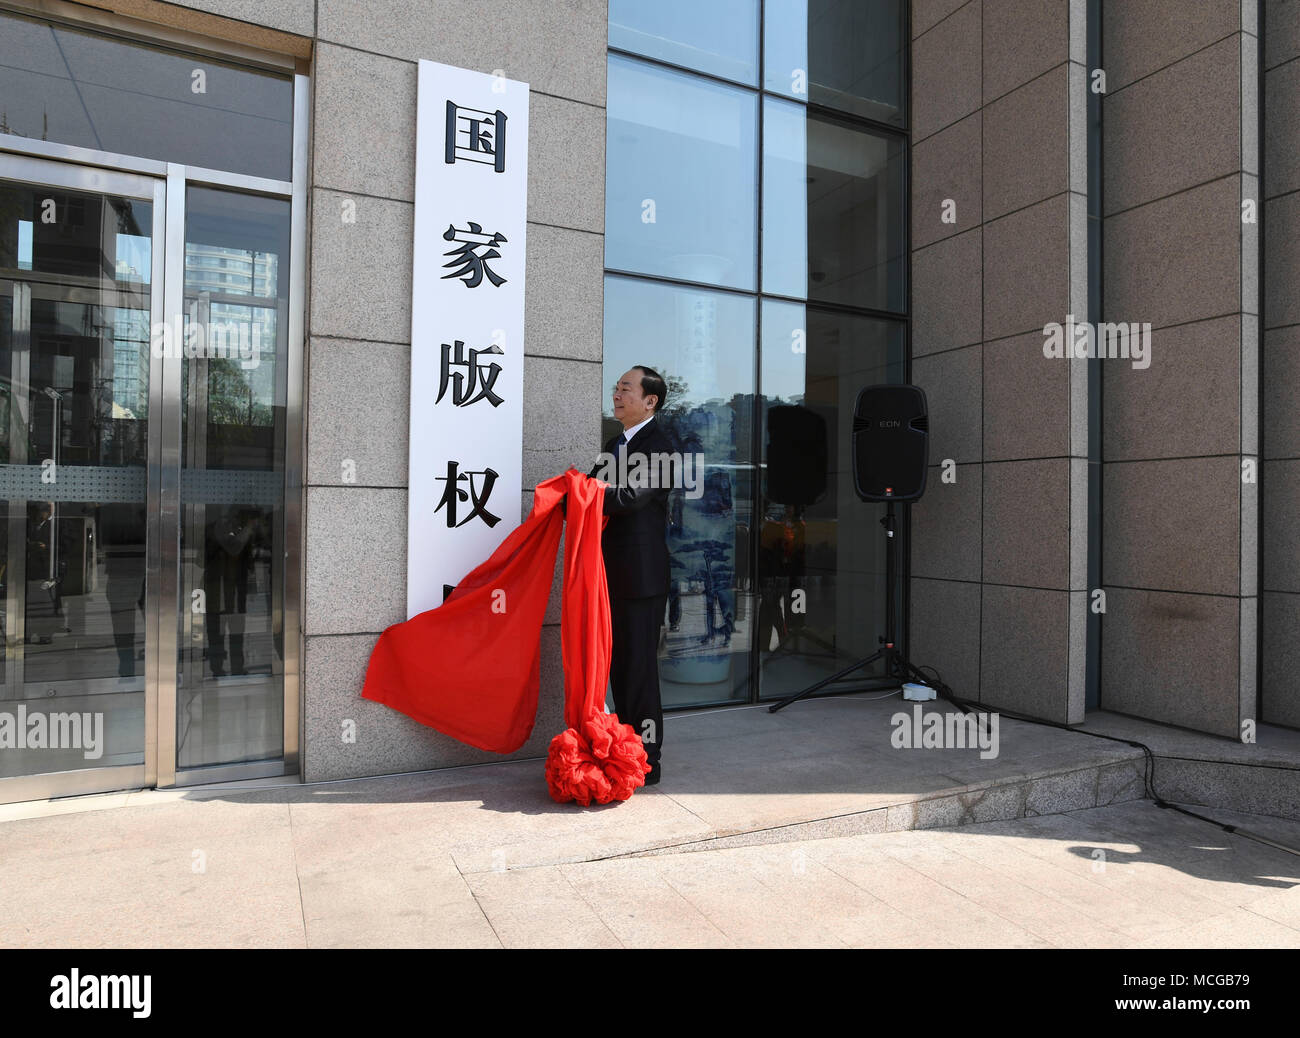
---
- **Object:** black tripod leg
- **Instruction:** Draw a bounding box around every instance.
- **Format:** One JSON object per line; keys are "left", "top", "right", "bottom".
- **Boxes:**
{"left": 900, "top": 661, "right": 935, "bottom": 686}
{"left": 769, "top": 649, "right": 886, "bottom": 713}
{"left": 897, "top": 661, "right": 987, "bottom": 732}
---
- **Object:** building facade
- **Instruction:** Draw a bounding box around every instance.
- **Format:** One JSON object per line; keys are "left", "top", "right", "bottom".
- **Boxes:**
{"left": 0, "top": 0, "right": 1293, "bottom": 804}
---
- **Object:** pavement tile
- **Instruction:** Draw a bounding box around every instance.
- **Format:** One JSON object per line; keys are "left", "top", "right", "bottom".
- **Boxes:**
{"left": 298, "top": 855, "right": 499, "bottom": 948}
{"left": 808, "top": 840, "right": 1053, "bottom": 948}
{"left": 557, "top": 858, "right": 733, "bottom": 948}
{"left": 464, "top": 866, "right": 624, "bottom": 949}
{"left": 649, "top": 850, "right": 853, "bottom": 948}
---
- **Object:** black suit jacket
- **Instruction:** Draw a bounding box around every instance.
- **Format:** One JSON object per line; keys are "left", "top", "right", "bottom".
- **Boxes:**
{"left": 591, "top": 418, "right": 674, "bottom": 601}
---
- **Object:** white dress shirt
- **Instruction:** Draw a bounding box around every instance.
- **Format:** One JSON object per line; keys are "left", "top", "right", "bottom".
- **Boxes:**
{"left": 619, "top": 414, "right": 656, "bottom": 446}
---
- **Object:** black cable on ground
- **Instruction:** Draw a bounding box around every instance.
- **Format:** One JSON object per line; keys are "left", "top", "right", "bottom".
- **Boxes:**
{"left": 907, "top": 664, "right": 1300, "bottom": 860}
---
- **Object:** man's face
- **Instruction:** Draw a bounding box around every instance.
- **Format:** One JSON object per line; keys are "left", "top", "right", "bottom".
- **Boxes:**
{"left": 612, "top": 368, "right": 655, "bottom": 429}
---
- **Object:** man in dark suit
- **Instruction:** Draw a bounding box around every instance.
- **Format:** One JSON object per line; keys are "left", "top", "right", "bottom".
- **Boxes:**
{"left": 593, "top": 366, "right": 674, "bottom": 785}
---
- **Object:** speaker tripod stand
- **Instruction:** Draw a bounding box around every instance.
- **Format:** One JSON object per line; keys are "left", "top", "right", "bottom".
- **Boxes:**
{"left": 769, "top": 500, "right": 932, "bottom": 713}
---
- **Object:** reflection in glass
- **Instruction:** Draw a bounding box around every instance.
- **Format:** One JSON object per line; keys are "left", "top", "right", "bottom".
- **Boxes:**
{"left": 0, "top": 177, "right": 152, "bottom": 776}
{"left": 757, "top": 300, "right": 905, "bottom": 698}
{"left": 605, "top": 55, "right": 758, "bottom": 291}
{"left": 601, "top": 2, "right": 909, "bottom": 710}
{"left": 761, "top": 97, "right": 808, "bottom": 299}
{"left": 763, "top": 103, "right": 906, "bottom": 310}
{"left": 764, "top": 0, "right": 906, "bottom": 125}
{"left": 177, "top": 187, "right": 287, "bottom": 769}
{"left": 609, "top": 0, "right": 759, "bottom": 84}
{"left": 603, "top": 275, "right": 756, "bottom": 706}
{"left": 0, "top": 8, "right": 294, "bottom": 180}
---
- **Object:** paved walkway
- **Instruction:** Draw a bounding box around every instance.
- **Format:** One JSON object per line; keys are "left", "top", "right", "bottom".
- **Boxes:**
{"left": 1, "top": 695, "right": 1298, "bottom": 947}
{"left": 2, "top": 792, "right": 1297, "bottom": 947}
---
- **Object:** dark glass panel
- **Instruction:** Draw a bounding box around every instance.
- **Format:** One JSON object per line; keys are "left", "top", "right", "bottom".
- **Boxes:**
{"left": 757, "top": 300, "right": 906, "bottom": 698}
{"left": 763, "top": 101, "right": 906, "bottom": 311}
{"left": 765, "top": 0, "right": 906, "bottom": 126}
{"left": 0, "top": 9, "right": 293, "bottom": 179}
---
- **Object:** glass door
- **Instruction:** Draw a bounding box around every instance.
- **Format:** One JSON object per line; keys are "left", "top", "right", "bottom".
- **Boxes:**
{"left": 0, "top": 154, "right": 298, "bottom": 801}
{"left": 171, "top": 186, "right": 289, "bottom": 777}
{"left": 0, "top": 156, "right": 165, "bottom": 801}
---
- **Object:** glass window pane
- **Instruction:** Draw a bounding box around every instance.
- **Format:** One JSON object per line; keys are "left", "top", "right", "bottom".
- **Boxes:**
{"left": 758, "top": 300, "right": 906, "bottom": 699}
{"left": 177, "top": 186, "right": 289, "bottom": 769}
{"left": 0, "top": 176, "right": 155, "bottom": 776}
{"left": 763, "top": 105, "right": 906, "bottom": 311}
{"left": 761, "top": 97, "right": 808, "bottom": 298}
{"left": 0, "top": 9, "right": 294, "bottom": 180}
{"left": 764, "top": 0, "right": 906, "bottom": 126}
{"left": 603, "top": 274, "right": 756, "bottom": 706}
{"left": 606, "top": 55, "right": 758, "bottom": 291}
{"left": 610, "top": 0, "right": 759, "bottom": 84}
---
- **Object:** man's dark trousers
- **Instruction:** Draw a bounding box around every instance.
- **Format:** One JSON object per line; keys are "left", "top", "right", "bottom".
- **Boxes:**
{"left": 608, "top": 592, "right": 665, "bottom": 767}
{"left": 594, "top": 416, "right": 674, "bottom": 769}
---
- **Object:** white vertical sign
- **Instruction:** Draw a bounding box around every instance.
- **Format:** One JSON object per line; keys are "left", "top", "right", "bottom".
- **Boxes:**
{"left": 407, "top": 61, "right": 528, "bottom": 618}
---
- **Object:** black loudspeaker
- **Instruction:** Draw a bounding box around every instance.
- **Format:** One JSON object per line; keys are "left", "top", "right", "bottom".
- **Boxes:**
{"left": 766, "top": 405, "right": 828, "bottom": 506}
{"left": 851, "top": 384, "right": 929, "bottom": 502}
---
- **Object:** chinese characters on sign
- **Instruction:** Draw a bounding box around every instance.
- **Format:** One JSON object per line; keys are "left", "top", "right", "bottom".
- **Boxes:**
{"left": 438, "top": 340, "right": 504, "bottom": 408}
{"left": 442, "top": 222, "right": 508, "bottom": 288}
{"left": 408, "top": 62, "right": 529, "bottom": 618}
{"left": 445, "top": 101, "right": 507, "bottom": 172}
{"left": 434, "top": 461, "right": 501, "bottom": 528}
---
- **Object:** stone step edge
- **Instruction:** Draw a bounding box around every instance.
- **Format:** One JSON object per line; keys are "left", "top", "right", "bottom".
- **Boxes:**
{"left": 620, "top": 752, "right": 1300, "bottom": 860}
{"left": 1144, "top": 754, "right": 1300, "bottom": 823}
{"left": 614, "top": 757, "right": 1150, "bottom": 859}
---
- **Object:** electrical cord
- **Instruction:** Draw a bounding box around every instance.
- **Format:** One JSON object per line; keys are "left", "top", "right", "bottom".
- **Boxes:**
{"left": 910, "top": 664, "right": 1300, "bottom": 859}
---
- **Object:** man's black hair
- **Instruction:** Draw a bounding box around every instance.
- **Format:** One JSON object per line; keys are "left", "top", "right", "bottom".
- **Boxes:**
{"left": 634, "top": 365, "right": 668, "bottom": 413}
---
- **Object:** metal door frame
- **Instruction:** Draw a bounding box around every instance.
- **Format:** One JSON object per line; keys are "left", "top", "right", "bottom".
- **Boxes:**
{"left": 0, "top": 70, "right": 308, "bottom": 802}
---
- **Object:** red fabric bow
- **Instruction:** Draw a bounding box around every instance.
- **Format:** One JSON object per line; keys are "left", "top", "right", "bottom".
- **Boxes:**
{"left": 360, "top": 468, "right": 650, "bottom": 803}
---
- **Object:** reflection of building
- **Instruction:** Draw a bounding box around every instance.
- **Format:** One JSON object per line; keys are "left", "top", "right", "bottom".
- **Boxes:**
{"left": 184, "top": 242, "right": 277, "bottom": 298}
{"left": 110, "top": 307, "right": 149, "bottom": 417}
{"left": 185, "top": 243, "right": 280, "bottom": 419}
{"left": 113, "top": 259, "right": 143, "bottom": 280}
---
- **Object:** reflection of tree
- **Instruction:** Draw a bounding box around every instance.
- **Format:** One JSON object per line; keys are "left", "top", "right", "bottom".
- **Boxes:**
{"left": 110, "top": 197, "right": 146, "bottom": 239}
{"left": 91, "top": 374, "right": 147, "bottom": 467}
{"left": 207, "top": 357, "right": 272, "bottom": 426}
{"left": 660, "top": 373, "right": 690, "bottom": 419}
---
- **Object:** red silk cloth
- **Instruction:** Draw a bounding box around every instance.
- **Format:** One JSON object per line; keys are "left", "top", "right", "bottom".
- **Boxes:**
{"left": 361, "top": 468, "right": 649, "bottom": 803}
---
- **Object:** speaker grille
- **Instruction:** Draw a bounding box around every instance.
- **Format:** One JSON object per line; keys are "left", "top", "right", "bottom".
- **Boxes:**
{"left": 851, "top": 384, "right": 929, "bottom": 502}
